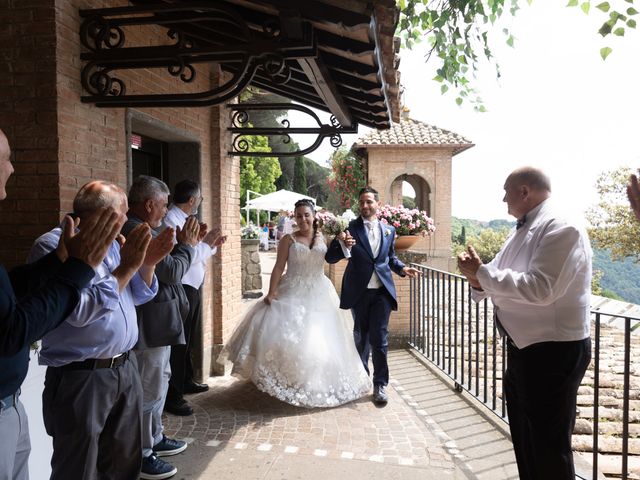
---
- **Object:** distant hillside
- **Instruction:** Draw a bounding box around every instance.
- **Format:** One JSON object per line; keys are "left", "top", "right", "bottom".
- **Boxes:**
{"left": 451, "top": 217, "right": 514, "bottom": 240}
{"left": 453, "top": 217, "right": 640, "bottom": 305}
{"left": 593, "top": 249, "right": 640, "bottom": 305}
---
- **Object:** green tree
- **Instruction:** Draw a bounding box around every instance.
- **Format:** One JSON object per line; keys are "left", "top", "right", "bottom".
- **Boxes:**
{"left": 402, "top": 195, "right": 416, "bottom": 209}
{"left": 239, "top": 134, "right": 281, "bottom": 208}
{"left": 458, "top": 226, "right": 467, "bottom": 246}
{"left": 293, "top": 156, "right": 307, "bottom": 194}
{"left": 453, "top": 228, "right": 510, "bottom": 264}
{"left": 398, "top": 0, "right": 638, "bottom": 109}
{"left": 592, "top": 269, "right": 604, "bottom": 296}
{"left": 586, "top": 166, "right": 640, "bottom": 261}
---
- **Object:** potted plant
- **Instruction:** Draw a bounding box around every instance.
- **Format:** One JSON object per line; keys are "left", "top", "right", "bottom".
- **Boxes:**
{"left": 377, "top": 205, "right": 436, "bottom": 251}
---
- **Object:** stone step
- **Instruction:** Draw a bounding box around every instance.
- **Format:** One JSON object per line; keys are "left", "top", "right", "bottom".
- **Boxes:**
{"left": 576, "top": 406, "right": 640, "bottom": 423}
{"left": 574, "top": 418, "right": 640, "bottom": 437}
{"left": 573, "top": 434, "right": 640, "bottom": 455}
{"left": 589, "top": 452, "right": 640, "bottom": 478}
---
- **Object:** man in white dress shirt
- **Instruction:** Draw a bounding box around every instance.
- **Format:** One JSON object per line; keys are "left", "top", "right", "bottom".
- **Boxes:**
{"left": 163, "top": 180, "right": 226, "bottom": 415}
{"left": 458, "top": 167, "right": 592, "bottom": 480}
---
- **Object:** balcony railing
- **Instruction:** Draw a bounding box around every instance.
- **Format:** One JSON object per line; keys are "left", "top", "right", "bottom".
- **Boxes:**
{"left": 407, "top": 263, "right": 640, "bottom": 480}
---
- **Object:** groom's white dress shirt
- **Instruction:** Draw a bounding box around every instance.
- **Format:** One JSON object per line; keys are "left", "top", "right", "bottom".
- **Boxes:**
{"left": 163, "top": 205, "right": 217, "bottom": 289}
{"left": 363, "top": 219, "right": 383, "bottom": 289}
{"left": 471, "top": 199, "right": 592, "bottom": 349}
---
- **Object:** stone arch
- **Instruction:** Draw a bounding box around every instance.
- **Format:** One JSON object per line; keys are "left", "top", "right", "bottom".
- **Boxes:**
{"left": 387, "top": 173, "right": 432, "bottom": 216}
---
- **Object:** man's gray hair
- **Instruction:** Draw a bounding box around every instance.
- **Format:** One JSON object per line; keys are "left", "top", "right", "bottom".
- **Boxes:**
{"left": 73, "top": 181, "right": 125, "bottom": 215}
{"left": 128, "top": 175, "right": 170, "bottom": 204}
{"left": 509, "top": 167, "right": 551, "bottom": 192}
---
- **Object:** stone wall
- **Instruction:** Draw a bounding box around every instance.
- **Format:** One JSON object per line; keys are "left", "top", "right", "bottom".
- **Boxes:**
{"left": 241, "top": 239, "right": 263, "bottom": 299}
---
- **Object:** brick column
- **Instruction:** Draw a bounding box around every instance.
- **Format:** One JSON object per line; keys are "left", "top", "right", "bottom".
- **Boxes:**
{"left": 206, "top": 67, "right": 243, "bottom": 375}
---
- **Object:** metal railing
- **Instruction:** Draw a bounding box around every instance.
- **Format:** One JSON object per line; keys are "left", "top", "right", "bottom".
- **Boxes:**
{"left": 407, "top": 263, "right": 640, "bottom": 480}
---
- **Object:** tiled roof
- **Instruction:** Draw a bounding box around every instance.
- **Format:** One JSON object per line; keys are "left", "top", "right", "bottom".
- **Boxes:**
{"left": 355, "top": 118, "right": 474, "bottom": 155}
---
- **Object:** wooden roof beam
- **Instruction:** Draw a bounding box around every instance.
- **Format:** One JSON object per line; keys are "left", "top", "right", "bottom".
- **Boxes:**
{"left": 297, "top": 54, "right": 353, "bottom": 128}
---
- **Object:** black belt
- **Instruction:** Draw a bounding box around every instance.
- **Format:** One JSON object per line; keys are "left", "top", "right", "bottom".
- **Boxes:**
{"left": 59, "top": 351, "right": 130, "bottom": 371}
{"left": 0, "top": 390, "right": 19, "bottom": 411}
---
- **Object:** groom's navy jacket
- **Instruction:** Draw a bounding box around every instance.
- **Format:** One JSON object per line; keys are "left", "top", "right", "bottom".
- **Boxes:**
{"left": 326, "top": 217, "right": 406, "bottom": 311}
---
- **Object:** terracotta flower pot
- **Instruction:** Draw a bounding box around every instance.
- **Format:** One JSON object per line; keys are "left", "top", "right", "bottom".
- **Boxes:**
{"left": 394, "top": 235, "right": 420, "bottom": 251}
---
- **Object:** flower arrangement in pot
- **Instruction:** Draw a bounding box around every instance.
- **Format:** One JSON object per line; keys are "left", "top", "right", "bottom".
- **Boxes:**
{"left": 377, "top": 205, "right": 435, "bottom": 251}
{"left": 241, "top": 223, "right": 260, "bottom": 240}
{"left": 377, "top": 205, "right": 436, "bottom": 236}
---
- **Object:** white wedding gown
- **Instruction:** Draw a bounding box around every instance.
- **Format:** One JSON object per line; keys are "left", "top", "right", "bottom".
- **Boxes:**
{"left": 221, "top": 236, "right": 372, "bottom": 407}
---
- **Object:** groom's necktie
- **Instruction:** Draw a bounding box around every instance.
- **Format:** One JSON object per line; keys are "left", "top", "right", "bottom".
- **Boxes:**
{"left": 366, "top": 222, "right": 374, "bottom": 240}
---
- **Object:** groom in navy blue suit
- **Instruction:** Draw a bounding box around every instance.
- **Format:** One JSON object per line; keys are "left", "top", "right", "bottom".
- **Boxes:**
{"left": 326, "top": 187, "right": 420, "bottom": 404}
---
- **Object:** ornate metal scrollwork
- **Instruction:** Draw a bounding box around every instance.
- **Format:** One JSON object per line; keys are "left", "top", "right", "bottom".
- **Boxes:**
{"left": 80, "top": 15, "right": 125, "bottom": 51}
{"left": 81, "top": 63, "right": 126, "bottom": 97}
{"left": 227, "top": 103, "right": 358, "bottom": 157}
{"left": 78, "top": 3, "right": 316, "bottom": 108}
{"left": 167, "top": 57, "right": 196, "bottom": 83}
{"left": 261, "top": 54, "right": 291, "bottom": 85}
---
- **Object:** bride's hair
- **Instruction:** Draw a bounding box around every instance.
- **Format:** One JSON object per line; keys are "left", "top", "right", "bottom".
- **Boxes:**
{"left": 294, "top": 199, "right": 318, "bottom": 249}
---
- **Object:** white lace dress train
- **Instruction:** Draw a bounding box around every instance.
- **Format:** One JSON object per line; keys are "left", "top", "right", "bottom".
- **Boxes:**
{"left": 220, "top": 237, "right": 372, "bottom": 408}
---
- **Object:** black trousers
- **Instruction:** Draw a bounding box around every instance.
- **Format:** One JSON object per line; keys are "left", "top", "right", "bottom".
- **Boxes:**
{"left": 504, "top": 337, "right": 591, "bottom": 480}
{"left": 43, "top": 354, "right": 143, "bottom": 480}
{"left": 168, "top": 284, "right": 201, "bottom": 401}
{"left": 351, "top": 288, "right": 393, "bottom": 386}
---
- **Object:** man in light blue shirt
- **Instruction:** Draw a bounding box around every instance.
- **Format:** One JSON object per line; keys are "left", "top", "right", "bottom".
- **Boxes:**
{"left": 28, "top": 181, "right": 172, "bottom": 480}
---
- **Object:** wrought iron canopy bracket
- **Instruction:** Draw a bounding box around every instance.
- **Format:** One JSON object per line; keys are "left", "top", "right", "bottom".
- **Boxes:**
{"left": 79, "top": 2, "right": 317, "bottom": 107}
{"left": 227, "top": 103, "right": 358, "bottom": 157}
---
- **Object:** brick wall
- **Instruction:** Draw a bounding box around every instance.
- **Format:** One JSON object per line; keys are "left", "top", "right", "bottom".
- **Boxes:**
{"left": 0, "top": 0, "right": 60, "bottom": 266}
{"left": 1, "top": 0, "right": 243, "bottom": 377}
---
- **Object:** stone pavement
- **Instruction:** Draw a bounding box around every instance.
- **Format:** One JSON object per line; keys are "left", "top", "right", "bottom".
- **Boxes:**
{"left": 163, "top": 349, "right": 519, "bottom": 480}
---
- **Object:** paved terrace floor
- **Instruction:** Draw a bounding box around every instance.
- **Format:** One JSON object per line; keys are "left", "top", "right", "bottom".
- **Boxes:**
{"left": 157, "top": 250, "right": 519, "bottom": 480}
{"left": 163, "top": 348, "right": 519, "bottom": 480}
{"left": 23, "top": 251, "right": 519, "bottom": 479}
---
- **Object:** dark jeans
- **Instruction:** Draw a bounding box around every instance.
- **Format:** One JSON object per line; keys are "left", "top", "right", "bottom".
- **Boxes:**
{"left": 351, "top": 287, "right": 393, "bottom": 386}
{"left": 504, "top": 337, "right": 591, "bottom": 480}
{"left": 168, "top": 284, "right": 201, "bottom": 401}
{"left": 43, "top": 354, "right": 143, "bottom": 480}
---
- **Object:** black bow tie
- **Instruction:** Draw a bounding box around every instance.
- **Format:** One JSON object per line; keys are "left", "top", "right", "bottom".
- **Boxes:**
{"left": 516, "top": 216, "right": 527, "bottom": 230}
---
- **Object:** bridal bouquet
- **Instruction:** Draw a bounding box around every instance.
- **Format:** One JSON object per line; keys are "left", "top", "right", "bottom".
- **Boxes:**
{"left": 321, "top": 215, "right": 349, "bottom": 236}
{"left": 317, "top": 211, "right": 351, "bottom": 258}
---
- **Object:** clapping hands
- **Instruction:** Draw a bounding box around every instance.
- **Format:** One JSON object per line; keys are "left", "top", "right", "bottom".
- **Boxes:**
{"left": 203, "top": 226, "right": 227, "bottom": 249}
{"left": 57, "top": 207, "right": 125, "bottom": 269}
{"left": 457, "top": 245, "right": 483, "bottom": 289}
{"left": 144, "top": 226, "right": 174, "bottom": 267}
{"left": 119, "top": 223, "right": 152, "bottom": 272}
{"left": 627, "top": 174, "right": 640, "bottom": 222}
{"left": 176, "top": 216, "right": 200, "bottom": 247}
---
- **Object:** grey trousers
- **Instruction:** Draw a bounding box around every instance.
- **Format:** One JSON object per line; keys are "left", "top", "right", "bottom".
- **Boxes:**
{"left": 43, "top": 354, "right": 143, "bottom": 480}
{"left": 0, "top": 398, "right": 30, "bottom": 480}
{"left": 136, "top": 346, "right": 171, "bottom": 458}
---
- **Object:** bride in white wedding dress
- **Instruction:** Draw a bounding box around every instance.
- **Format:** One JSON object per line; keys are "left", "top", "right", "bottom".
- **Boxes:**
{"left": 221, "top": 199, "right": 372, "bottom": 407}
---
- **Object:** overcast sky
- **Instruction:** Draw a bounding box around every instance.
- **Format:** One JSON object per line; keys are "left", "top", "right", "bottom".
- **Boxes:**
{"left": 294, "top": 2, "right": 640, "bottom": 220}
